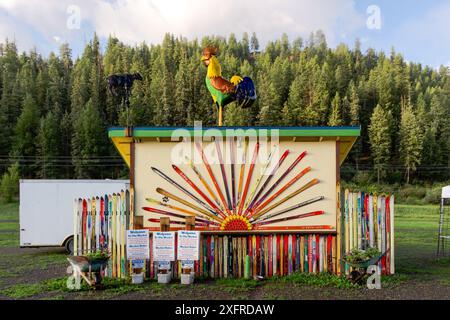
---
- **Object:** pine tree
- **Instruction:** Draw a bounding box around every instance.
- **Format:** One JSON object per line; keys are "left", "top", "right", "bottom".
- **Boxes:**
{"left": 368, "top": 104, "right": 392, "bottom": 183}
{"left": 11, "top": 94, "right": 40, "bottom": 178}
{"left": 59, "top": 43, "right": 73, "bottom": 113}
{"left": 328, "top": 92, "right": 343, "bottom": 126}
{"left": 224, "top": 102, "right": 249, "bottom": 126}
{"left": 348, "top": 81, "right": 360, "bottom": 125}
{"left": 429, "top": 95, "right": 448, "bottom": 165}
{"left": 173, "top": 50, "right": 191, "bottom": 126}
{"left": 0, "top": 40, "right": 21, "bottom": 156}
{"left": 37, "top": 105, "right": 62, "bottom": 178}
{"left": 150, "top": 53, "right": 173, "bottom": 126}
{"left": 241, "top": 32, "right": 250, "bottom": 58}
{"left": 399, "top": 103, "right": 423, "bottom": 183}
{"left": 71, "top": 99, "right": 107, "bottom": 178}
{"left": 257, "top": 74, "right": 280, "bottom": 125}
{"left": 284, "top": 74, "right": 303, "bottom": 126}
{"left": 250, "top": 32, "right": 259, "bottom": 54}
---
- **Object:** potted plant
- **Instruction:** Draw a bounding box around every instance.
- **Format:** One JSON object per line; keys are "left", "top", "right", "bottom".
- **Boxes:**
{"left": 343, "top": 247, "right": 384, "bottom": 283}
{"left": 85, "top": 251, "right": 110, "bottom": 272}
{"left": 344, "top": 247, "right": 381, "bottom": 267}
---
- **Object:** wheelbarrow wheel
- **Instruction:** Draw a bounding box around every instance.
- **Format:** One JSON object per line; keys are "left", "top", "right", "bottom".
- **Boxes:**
{"left": 349, "top": 270, "right": 364, "bottom": 283}
{"left": 92, "top": 272, "right": 104, "bottom": 289}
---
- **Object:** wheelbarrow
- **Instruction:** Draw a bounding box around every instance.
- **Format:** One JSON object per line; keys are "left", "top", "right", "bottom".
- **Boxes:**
{"left": 342, "top": 249, "right": 389, "bottom": 284}
{"left": 67, "top": 255, "right": 109, "bottom": 288}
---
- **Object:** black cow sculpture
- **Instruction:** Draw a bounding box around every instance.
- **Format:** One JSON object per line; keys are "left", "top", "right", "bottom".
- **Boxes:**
{"left": 107, "top": 73, "right": 143, "bottom": 106}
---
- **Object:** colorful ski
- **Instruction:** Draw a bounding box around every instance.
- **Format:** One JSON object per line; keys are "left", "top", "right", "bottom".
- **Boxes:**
{"left": 238, "top": 142, "right": 260, "bottom": 215}
{"left": 215, "top": 140, "right": 232, "bottom": 210}
{"left": 187, "top": 156, "right": 223, "bottom": 210}
{"left": 247, "top": 151, "right": 306, "bottom": 216}
{"left": 172, "top": 164, "right": 226, "bottom": 218}
{"left": 195, "top": 142, "right": 231, "bottom": 215}
{"left": 152, "top": 166, "right": 218, "bottom": 217}
{"left": 244, "top": 149, "right": 290, "bottom": 216}
{"left": 251, "top": 166, "right": 311, "bottom": 217}
{"left": 251, "top": 196, "right": 324, "bottom": 222}
{"left": 251, "top": 179, "right": 319, "bottom": 220}
{"left": 253, "top": 210, "right": 324, "bottom": 227}
{"left": 156, "top": 188, "right": 221, "bottom": 223}
{"left": 236, "top": 138, "right": 249, "bottom": 210}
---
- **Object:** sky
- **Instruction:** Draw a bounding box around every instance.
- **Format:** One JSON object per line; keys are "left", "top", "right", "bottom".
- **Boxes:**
{"left": 0, "top": 0, "right": 449, "bottom": 68}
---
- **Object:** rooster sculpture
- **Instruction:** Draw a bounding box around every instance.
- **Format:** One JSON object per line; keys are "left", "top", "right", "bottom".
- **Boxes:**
{"left": 201, "top": 46, "right": 256, "bottom": 126}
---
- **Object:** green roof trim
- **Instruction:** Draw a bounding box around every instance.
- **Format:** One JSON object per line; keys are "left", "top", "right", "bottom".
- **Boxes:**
{"left": 108, "top": 126, "right": 361, "bottom": 138}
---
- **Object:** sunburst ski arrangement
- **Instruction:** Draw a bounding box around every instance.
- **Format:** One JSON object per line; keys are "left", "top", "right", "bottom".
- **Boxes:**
{"left": 144, "top": 139, "right": 326, "bottom": 231}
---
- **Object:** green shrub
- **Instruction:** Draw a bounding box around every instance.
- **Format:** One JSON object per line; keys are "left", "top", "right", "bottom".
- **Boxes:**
{"left": 423, "top": 186, "right": 442, "bottom": 204}
{"left": 398, "top": 185, "right": 426, "bottom": 201}
{"left": 0, "top": 162, "right": 19, "bottom": 203}
{"left": 342, "top": 180, "right": 449, "bottom": 205}
{"left": 352, "top": 171, "right": 372, "bottom": 186}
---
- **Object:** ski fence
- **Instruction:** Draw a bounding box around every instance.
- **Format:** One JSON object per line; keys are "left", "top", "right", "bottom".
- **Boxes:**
{"left": 73, "top": 190, "right": 132, "bottom": 278}
{"left": 73, "top": 189, "right": 394, "bottom": 279}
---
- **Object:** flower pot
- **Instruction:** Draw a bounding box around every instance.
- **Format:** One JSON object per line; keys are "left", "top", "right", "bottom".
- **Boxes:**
{"left": 157, "top": 273, "right": 171, "bottom": 284}
{"left": 180, "top": 273, "right": 195, "bottom": 285}
{"left": 131, "top": 273, "right": 144, "bottom": 284}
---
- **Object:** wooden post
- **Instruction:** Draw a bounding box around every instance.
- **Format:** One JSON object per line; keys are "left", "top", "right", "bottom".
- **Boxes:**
{"left": 182, "top": 217, "right": 196, "bottom": 275}
{"left": 185, "top": 216, "right": 195, "bottom": 231}
{"left": 133, "top": 216, "right": 143, "bottom": 230}
{"left": 218, "top": 105, "right": 223, "bottom": 126}
{"left": 159, "top": 217, "right": 170, "bottom": 274}
{"left": 160, "top": 217, "right": 170, "bottom": 231}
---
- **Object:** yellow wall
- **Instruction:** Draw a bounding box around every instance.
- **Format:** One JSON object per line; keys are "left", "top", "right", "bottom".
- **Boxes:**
{"left": 134, "top": 139, "right": 337, "bottom": 231}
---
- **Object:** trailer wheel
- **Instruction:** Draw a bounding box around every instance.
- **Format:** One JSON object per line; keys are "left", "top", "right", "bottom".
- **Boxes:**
{"left": 65, "top": 236, "right": 74, "bottom": 255}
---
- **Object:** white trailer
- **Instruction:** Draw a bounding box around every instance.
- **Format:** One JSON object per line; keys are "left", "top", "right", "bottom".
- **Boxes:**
{"left": 20, "top": 179, "right": 129, "bottom": 253}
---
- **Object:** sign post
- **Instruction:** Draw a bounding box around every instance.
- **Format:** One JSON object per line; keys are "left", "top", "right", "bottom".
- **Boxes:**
{"left": 154, "top": 218, "right": 175, "bottom": 284}
{"left": 126, "top": 229, "right": 149, "bottom": 284}
{"left": 178, "top": 217, "right": 200, "bottom": 284}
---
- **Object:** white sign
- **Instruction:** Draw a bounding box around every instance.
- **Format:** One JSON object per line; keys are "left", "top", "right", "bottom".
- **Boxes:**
{"left": 177, "top": 231, "right": 200, "bottom": 261}
{"left": 153, "top": 231, "right": 176, "bottom": 261}
{"left": 131, "top": 259, "right": 145, "bottom": 269}
{"left": 126, "top": 230, "right": 149, "bottom": 260}
{"left": 181, "top": 260, "right": 194, "bottom": 269}
{"left": 158, "top": 261, "right": 171, "bottom": 270}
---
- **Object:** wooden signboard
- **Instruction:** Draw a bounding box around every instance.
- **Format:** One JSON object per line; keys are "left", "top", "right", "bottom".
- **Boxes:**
{"left": 109, "top": 126, "right": 360, "bottom": 233}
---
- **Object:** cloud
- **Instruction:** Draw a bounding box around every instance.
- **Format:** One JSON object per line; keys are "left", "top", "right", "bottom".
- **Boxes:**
{"left": 88, "top": 0, "right": 365, "bottom": 46}
{"left": 0, "top": 0, "right": 365, "bottom": 55}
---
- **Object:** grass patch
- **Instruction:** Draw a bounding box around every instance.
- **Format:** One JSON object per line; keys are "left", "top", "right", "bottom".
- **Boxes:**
{"left": 439, "top": 278, "right": 450, "bottom": 286}
{"left": 1, "top": 277, "right": 78, "bottom": 299}
{"left": 0, "top": 222, "right": 19, "bottom": 231}
{"left": 0, "top": 250, "right": 67, "bottom": 280}
{"left": 0, "top": 201, "right": 19, "bottom": 220}
{"left": 0, "top": 201, "right": 19, "bottom": 247}
{"left": 0, "top": 234, "right": 19, "bottom": 247}
{"left": 380, "top": 274, "right": 409, "bottom": 287}
{"left": 214, "top": 278, "right": 260, "bottom": 288}
{"left": 271, "top": 272, "right": 359, "bottom": 289}
{"left": 213, "top": 278, "right": 261, "bottom": 294}
{"left": 1, "top": 283, "right": 43, "bottom": 299}
{"left": 100, "top": 277, "right": 149, "bottom": 297}
{"left": 394, "top": 204, "right": 450, "bottom": 281}
{"left": 1, "top": 276, "right": 152, "bottom": 299}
